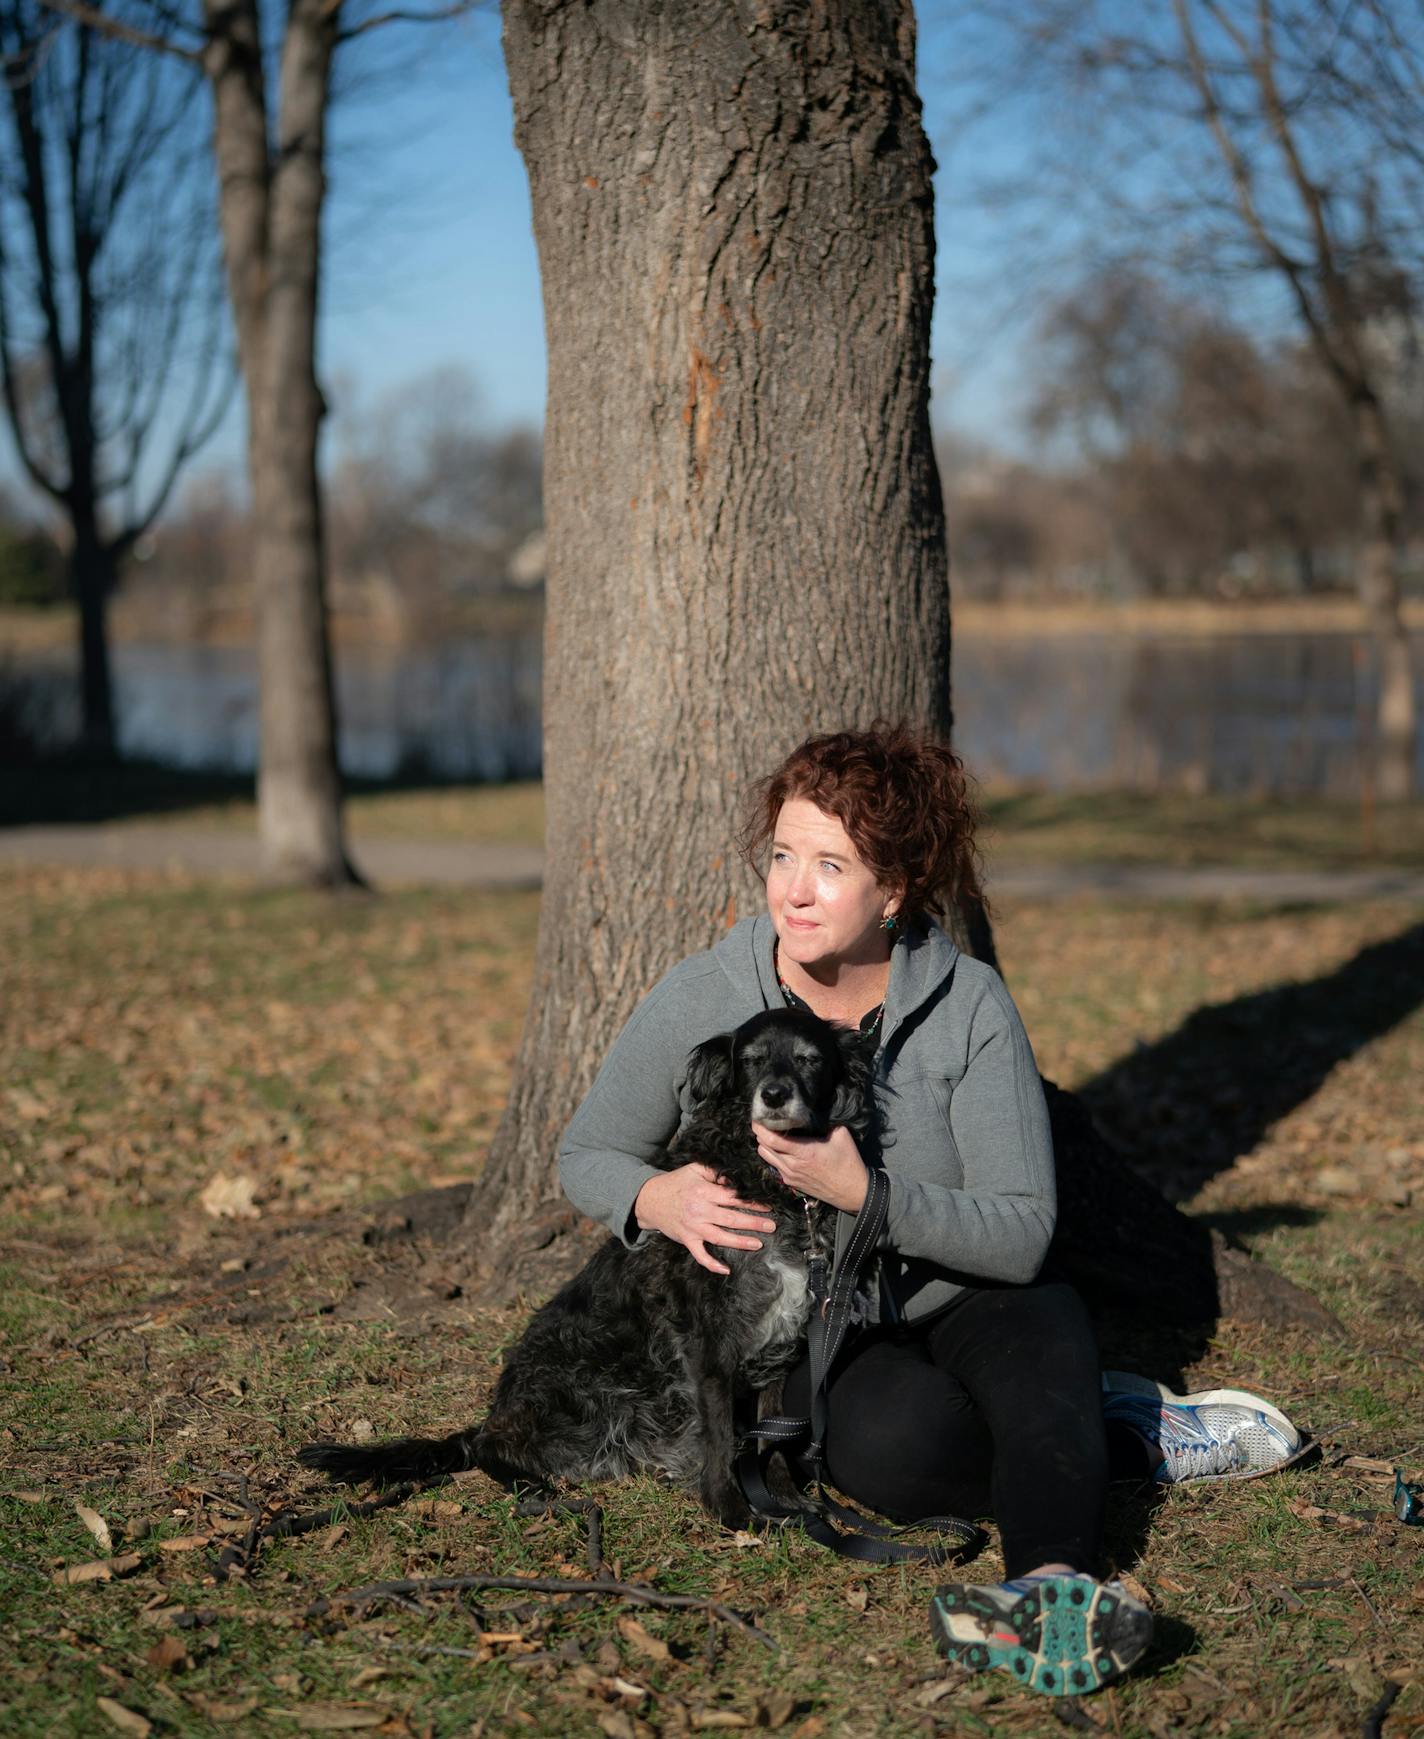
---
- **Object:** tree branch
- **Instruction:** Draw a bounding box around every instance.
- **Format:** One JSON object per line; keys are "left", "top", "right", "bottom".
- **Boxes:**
{"left": 35, "top": 0, "right": 202, "bottom": 64}
{"left": 335, "top": 0, "right": 477, "bottom": 42}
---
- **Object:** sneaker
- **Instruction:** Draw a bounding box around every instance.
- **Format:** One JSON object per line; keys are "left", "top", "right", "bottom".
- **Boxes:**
{"left": 930, "top": 1572, "right": 1153, "bottom": 1697}
{"left": 1102, "top": 1370, "right": 1300, "bottom": 1482}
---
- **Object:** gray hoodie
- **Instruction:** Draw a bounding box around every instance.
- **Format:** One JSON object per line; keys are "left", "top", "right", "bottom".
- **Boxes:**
{"left": 558, "top": 913, "right": 1056, "bottom": 1323}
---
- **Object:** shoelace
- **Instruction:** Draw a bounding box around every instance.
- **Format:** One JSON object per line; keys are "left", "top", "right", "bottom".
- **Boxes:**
{"left": 1161, "top": 1435, "right": 1245, "bottom": 1479}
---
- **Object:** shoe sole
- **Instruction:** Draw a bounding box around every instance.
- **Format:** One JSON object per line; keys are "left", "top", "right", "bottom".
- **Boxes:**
{"left": 929, "top": 1575, "right": 1153, "bottom": 1697}
{"left": 1100, "top": 1371, "right": 1300, "bottom": 1449}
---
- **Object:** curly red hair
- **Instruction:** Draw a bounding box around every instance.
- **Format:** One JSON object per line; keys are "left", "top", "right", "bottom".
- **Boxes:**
{"left": 738, "top": 723, "right": 986, "bottom": 928}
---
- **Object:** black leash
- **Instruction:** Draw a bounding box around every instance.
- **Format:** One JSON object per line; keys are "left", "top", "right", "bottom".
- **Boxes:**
{"left": 735, "top": 1167, "right": 986, "bottom": 1566}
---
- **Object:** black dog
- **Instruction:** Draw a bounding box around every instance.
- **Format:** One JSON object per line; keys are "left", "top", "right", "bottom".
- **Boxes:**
{"left": 298, "top": 1008, "right": 873, "bottom": 1527}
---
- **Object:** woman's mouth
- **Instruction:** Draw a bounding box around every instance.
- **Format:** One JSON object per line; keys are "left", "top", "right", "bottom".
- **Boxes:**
{"left": 783, "top": 915, "right": 817, "bottom": 931}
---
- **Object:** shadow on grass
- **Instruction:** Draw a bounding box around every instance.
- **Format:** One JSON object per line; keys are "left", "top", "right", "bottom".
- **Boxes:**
{"left": 1077, "top": 918, "right": 1424, "bottom": 1205}
{"left": 1193, "top": 1205, "right": 1325, "bottom": 1244}
{"left": 1048, "top": 919, "right": 1422, "bottom": 1384}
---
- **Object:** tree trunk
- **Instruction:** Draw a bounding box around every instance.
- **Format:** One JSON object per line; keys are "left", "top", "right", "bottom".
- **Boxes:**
{"left": 1353, "top": 393, "right": 1415, "bottom": 803}
{"left": 70, "top": 524, "right": 116, "bottom": 761}
{"left": 251, "top": 0, "right": 357, "bottom": 884}
{"left": 204, "top": 0, "right": 358, "bottom": 885}
{"left": 469, "top": 0, "right": 951, "bottom": 1283}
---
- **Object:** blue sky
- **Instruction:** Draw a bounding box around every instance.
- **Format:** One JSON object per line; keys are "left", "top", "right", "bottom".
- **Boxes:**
{"left": 0, "top": 7, "right": 1115, "bottom": 508}
{"left": 310, "top": 6, "right": 1027, "bottom": 455}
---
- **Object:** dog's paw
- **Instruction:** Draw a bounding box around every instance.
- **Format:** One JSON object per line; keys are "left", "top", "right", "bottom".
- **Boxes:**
{"left": 705, "top": 1485, "right": 752, "bottom": 1532}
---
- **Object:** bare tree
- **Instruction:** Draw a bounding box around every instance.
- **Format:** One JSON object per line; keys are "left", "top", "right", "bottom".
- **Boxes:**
{"left": 43, "top": 0, "right": 476, "bottom": 882}
{"left": 329, "top": 367, "right": 543, "bottom": 595}
{"left": 937, "top": 0, "right": 1423, "bottom": 796}
{"left": 0, "top": 2, "right": 231, "bottom": 757}
{"left": 1030, "top": 269, "right": 1363, "bottom": 596}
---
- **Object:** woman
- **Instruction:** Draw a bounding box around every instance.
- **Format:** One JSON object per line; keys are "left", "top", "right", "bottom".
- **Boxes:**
{"left": 559, "top": 724, "right": 1298, "bottom": 1697}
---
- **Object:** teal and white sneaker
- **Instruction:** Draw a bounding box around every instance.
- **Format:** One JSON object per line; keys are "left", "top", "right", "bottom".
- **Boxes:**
{"left": 1102, "top": 1371, "right": 1300, "bottom": 1482}
{"left": 930, "top": 1572, "right": 1153, "bottom": 1696}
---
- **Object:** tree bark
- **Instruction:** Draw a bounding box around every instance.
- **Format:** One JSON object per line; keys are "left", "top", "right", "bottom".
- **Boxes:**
{"left": 1352, "top": 392, "right": 1415, "bottom": 803}
{"left": 469, "top": 0, "right": 951, "bottom": 1282}
{"left": 204, "top": 0, "right": 358, "bottom": 884}
{"left": 70, "top": 524, "right": 117, "bottom": 760}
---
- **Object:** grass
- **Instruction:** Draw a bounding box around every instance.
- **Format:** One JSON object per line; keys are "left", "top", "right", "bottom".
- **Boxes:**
{"left": 1, "top": 865, "right": 1422, "bottom": 1736}
{"left": 5, "top": 763, "right": 1424, "bottom": 877}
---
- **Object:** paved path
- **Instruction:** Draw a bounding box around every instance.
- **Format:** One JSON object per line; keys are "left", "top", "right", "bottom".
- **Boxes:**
{"left": 2, "top": 822, "right": 1422, "bottom": 902}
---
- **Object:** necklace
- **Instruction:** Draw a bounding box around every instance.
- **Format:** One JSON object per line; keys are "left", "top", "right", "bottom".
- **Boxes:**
{"left": 777, "top": 972, "right": 885, "bottom": 1041}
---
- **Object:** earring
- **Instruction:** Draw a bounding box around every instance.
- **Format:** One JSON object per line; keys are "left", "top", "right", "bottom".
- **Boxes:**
{"left": 881, "top": 913, "right": 897, "bottom": 932}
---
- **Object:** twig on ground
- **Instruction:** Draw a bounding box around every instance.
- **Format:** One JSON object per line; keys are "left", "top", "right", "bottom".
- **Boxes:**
{"left": 1362, "top": 1681, "right": 1400, "bottom": 1739}
{"left": 1250, "top": 1571, "right": 1304, "bottom": 1610}
{"left": 0, "top": 1554, "right": 47, "bottom": 1580}
{"left": 1053, "top": 1697, "right": 1104, "bottom": 1731}
{"left": 305, "top": 1573, "right": 776, "bottom": 1650}
{"left": 214, "top": 1473, "right": 263, "bottom": 1583}
{"left": 1360, "top": 1349, "right": 1424, "bottom": 1374}
{"left": 515, "top": 1491, "right": 605, "bottom": 1573}
{"left": 1350, "top": 1576, "right": 1386, "bottom": 1631}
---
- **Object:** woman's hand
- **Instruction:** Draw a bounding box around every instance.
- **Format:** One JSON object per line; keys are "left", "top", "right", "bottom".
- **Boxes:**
{"left": 752, "top": 1123, "right": 869, "bottom": 1213}
{"left": 634, "top": 1164, "right": 779, "bottom": 1277}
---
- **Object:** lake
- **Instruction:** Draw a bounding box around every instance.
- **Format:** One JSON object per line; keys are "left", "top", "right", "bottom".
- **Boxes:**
{"left": 4, "top": 624, "right": 1421, "bottom": 796}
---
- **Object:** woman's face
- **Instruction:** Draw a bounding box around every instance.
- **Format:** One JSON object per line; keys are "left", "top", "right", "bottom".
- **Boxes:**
{"left": 766, "top": 798, "right": 900, "bottom": 971}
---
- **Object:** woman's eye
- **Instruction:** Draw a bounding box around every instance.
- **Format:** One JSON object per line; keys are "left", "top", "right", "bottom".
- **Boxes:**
{"left": 821, "top": 861, "right": 840, "bottom": 874}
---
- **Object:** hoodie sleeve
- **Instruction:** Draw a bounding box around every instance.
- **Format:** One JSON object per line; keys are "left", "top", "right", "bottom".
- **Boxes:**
{"left": 557, "top": 971, "right": 705, "bottom": 1248}
{"left": 881, "top": 971, "right": 1057, "bottom": 1285}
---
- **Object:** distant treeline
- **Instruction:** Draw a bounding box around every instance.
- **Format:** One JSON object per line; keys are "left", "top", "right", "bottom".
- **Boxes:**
{"left": 943, "top": 273, "right": 1424, "bottom": 603}
{"left": 5, "top": 276, "right": 1422, "bottom": 612}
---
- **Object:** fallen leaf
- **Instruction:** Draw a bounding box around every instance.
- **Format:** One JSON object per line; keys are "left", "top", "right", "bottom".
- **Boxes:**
{"left": 598, "top": 1716, "right": 638, "bottom": 1739}
{"left": 200, "top": 1172, "right": 261, "bottom": 1220}
{"left": 318, "top": 1524, "right": 348, "bottom": 1551}
{"left": 158, "top": 1533, "right": 214, "bottom": 1553}
{"left": 266, "top": 1707, "right": 388, "bottom": 1731}
{"left": 74, "top": 1502, "right": 113, "bottom": 1553}
{"left": 617, "top": 1616, "right": 671, "bottom": 1663}
{"left": 146, "top": 1634, "right": 189, "bottom": 1673}
{"left": 53, "top": 1552, "right": 142, "bottom": 1586}
{"left": 844, "top": 1585, "right": 869, "bottom": 1613}
{"left": 608, "top": 1676, "right": 650, "bottom": 1703}
{"left": 14, "top": 1490, "right": 46, "bottom": 1503}
{"left": 789, "top": 1720, "right": 825, "bottom": 1739}
{"left": 1337, "top": 1656, "right": 1382, "bottom": 1703}
{"left": 95, "top": 1700, "right": 152, "bottom": 1737}
{"left": 410, "top": 1499, "right": 461, "bottom": 1520}
{"left": 916, "top": 1681, "right": 957, "bottom": 1708}
{"left": 730, "top": 1531, "right": 763, "bottom": 1550}
{"left": 187, "top": 1697, "right": 258, "bottom": 1723}
{"left": 1287, "top": 1496, "right": 1371, "bottom": 1533}
{"left": 690, "top": 1716, "right": 752, "bottom": 1731}
{"left": 349, "top": 1668, "right": 388, "bottom": 1689}
{"left": 1115, "top": 1571, "right": 1153, "bottom": 1607}
{"left": 756, "top": 1693, "right": 797, "bottom": 1729}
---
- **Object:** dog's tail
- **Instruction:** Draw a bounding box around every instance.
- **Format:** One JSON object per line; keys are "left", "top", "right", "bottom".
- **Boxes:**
{"left": 297, "top": 1425, "right": 503, "bottom": 1489}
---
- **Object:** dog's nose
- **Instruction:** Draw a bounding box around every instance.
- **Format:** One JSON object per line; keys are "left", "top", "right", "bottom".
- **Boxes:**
{"left": 760, "top": 1081, "right": 790, "bottom": 1108}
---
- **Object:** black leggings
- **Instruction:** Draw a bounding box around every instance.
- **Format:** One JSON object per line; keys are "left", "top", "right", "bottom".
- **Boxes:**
{"left": 782, "top": 1279, "right": 1146, "bottom": 1579}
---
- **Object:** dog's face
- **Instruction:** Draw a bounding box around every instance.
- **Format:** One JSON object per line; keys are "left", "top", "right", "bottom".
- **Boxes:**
{"left": 685, "top": 1008, "right": 872, "bottom": 1138}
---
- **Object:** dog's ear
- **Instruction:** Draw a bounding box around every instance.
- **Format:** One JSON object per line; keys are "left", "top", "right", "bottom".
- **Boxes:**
{"left": 685, "top": 1031, "right": 736, "bottom": 1105}
{"left": 830, "top": 1027, "right": 875, "bottom": 1131}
